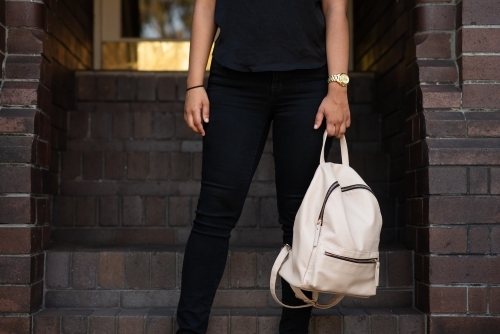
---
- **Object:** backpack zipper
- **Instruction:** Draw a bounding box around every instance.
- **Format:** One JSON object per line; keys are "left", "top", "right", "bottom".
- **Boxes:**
{"left": 341, "top": 184, "right": 374, "bottom": 195}
{"left": 324, "top": 251, "right": 378, "bottom": 264}
{"left": 314, "top": 182, "right": 374, "bottom": 247}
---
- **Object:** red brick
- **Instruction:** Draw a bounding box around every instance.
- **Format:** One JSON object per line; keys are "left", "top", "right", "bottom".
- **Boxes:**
{"left": 98, "top": 252, "right": 124, "bottom": 288}
{"left": 145, "top": 197, "right": 166, "bottom": 226}
{"left": 153, "top": 112, "right": 174, "bottom": 139}
{"left": 460, "top": 56, "right": 500, "bottom": 81}
{"left": 462, "top": 0, "right": 500, "bottom": 25}
{"left": 118, "top": 309, "right": 147, "bottom": 334}
{"left": 72, "top": 252, "right": 97, "bottom": 289}
{"left": 75, "top": 197, "right": 96, "bottom": 227}
{"left": 151, "top": 252, "right": 176, "bottom": 289}
{"left": 466, "top": 112, "right": 500, "bottom": 137}
{"left": 386, "top": 251, "right": 413, "bottom": 287}
{"left": 420, "top": 85, "right": 461, "bottom": 109}
{"left": 462, "top": 28, "right": 500, "bottom": 53}
{"left": 428, "top": 197, "right": 500, "bottom": 225}
{"left": 124, "top": 252, "right": 150, "bottom": 289}
{"left": 469, "top": 227, "right": 490, "bottom": 254}
{"left": 7, "top": 28, "right": 46, "bottom": 54}
{"left": 6, "top": 1, "right": 44, "bottom": 28}
{"left": 83, "top": 151, "right": 103, "bottom": 180}
{"left": 463, "top": 84, "right": 500, "bottom": 109}
{"left": 428, "top": 167, "right": 467, "bottom": 194}
{"left": 168, "top": 197, "right": 191, "bottom": 226}
{"left": 127, "top": 152, "right": 149, "bottom": 180}
{"left": 133, "top": 111, "right": 152, "bottom": 138}
{"left": 0, "top": 167, "right": 31, "bottom": 193}
{"left": 136, "top": 75, "right": 157, "bottom": 101}
{"left": 33, "top": 311, "right": 61, "bottom": 334}
{"left": 468, "top": 287, "right": 487, "bottom": 314}
{"left": 469, "top": 167, "right": 489, "bottom": 194}
{"left": 157, "top": 75, "right": 177, "bottom": 101}
{"left": 5, "top": 55, "right": 42, "bottom": 79}
{"left": 0, "top": 109, "right": 36, "bottom": 133}
{"left": 68, "top": 111, "right": 89, "bottom": 138}
{"left": 413, "top": 5, "right": 455, "bottom": 32}
{"left": 90, "top": 111, "right": 110, "bottom": 139}
{"left": 1, "top": 81, "right": 39, "bottom": 106}
{"left": 0, "top": 316, "right": 31, "bottom": 334}
{"left": 149, "top": 152, "right": 169, "bottom": 180}
{"left": 426, "top": 138, "right": 500, "bottom": 166}
{"left": 96, "top": 75, "right": 116, "bottom": 101}
{"left": 114, "top": 229, "right": 175, "bottom": 245}
{"left": 0, "top": 196, "right": 32, "bottom": 225}
{"left": 428, "top": 285, "right": 467, "bottom": 314}
{"left": 170, "top": 153, "right": 191, "bottom": 180}
{"left": 99, "top": 196, "right": 120, "bottom": 227}
{"left": 230, "top": 252, "right": 256, "bottom": 288}
{"left": 490, "top": 287, "right": 500, "bottom": 314}
{"left": 427, "top": 227, "right": 467, "bottom": 254}
{"left": 429, "top": 256, "right": 500, "bottom": 284}
{"left": 423, "top": 111, "right": 466, "bottom": 138}
{"left": 112, "top": 110, "right": 131, "bottom": 139}
{"left": 123, "top": 196, "right": 143, "bottom": 226}
{"left": 429, "top": 315, "right": 500, "bottom": 334}
{"left": 117, "top": 75, "right": 137, "bottom": 100}
{"left": 415, "top": 33, "right": 452, "bottom": 59}
{"left": 0, "top": 282, "right": 42, "bottom": 313}
{"left": 0, "top": 227, "right": 40, "bottom": 255}
{"left": 104, "top": 152, "right": 124, "bottom": 180}
{"left": 61, "top": 151, "right": 81, "bottom": 180}
{"left": 76, "top": 74, "right": 97, "bottom": 101}
{"left": 492, "top": 168, "right": 500, "bottom": 194}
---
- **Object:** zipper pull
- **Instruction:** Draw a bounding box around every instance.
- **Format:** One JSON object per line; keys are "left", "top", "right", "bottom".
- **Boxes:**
{"left": 374, "top": 260, "right": 380, "bottom": 286}
{"left": 313, "top": 219, "right": 322, "bottom": 247}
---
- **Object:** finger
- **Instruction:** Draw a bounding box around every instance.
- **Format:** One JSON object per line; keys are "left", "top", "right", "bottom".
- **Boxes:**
{"left": 192, "top": 108, "right": 205, "bottom": 136}
{"left": 327, "top": 123, "right": 336, "bottom": 137}
{"left": 202, "top": 102, "right": 210, "bottom": 123}
{"left": 186, "top": 114, "right": 200, "bottom": 134}
{"left": 345, "top": 112, "right": 351, "bottom": 128}
{"left": 314, "top": 109, "right": 324, "bottom": 130}
{"left": 337, "top": 123, "right": 347, "bottom": 139}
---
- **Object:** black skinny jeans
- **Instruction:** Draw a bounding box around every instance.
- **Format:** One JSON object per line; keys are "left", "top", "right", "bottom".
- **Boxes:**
{"left": 176, "top": 60, "right": 333, "bottom": 333}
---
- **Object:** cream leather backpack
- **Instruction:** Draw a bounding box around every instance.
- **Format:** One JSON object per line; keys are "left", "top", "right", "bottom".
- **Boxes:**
{"left": 270, "top": 131, "right": 383, "bottom": 309}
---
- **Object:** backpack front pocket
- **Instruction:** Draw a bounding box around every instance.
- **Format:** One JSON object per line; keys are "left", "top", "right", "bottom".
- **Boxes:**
{"left": 307, "top": 245, "right": 379, "bottom": 298}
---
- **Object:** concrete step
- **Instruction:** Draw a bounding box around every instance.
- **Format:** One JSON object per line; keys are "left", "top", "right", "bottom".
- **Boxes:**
{"left": 44, "top": 245, "right": 414, "bottom": 310}
{"left": 33, "top": 307, "right": 425, "bottom": 334}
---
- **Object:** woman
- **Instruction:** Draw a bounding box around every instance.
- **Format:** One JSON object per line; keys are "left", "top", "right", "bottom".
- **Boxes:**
{"left": 176, "top": 0, "right": 351, "bottom": 332}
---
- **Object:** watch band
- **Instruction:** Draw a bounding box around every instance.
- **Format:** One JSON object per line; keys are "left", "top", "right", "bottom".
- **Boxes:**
{"left": 327, "top": 73, "right": 349, "bottom": 87}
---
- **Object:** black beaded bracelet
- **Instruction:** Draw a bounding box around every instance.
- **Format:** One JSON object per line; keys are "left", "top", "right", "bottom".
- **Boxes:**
{"left": 186, "top": 84, "right": 205, "bottom": 91}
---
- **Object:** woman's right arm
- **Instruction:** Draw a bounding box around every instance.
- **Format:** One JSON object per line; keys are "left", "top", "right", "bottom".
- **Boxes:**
{"left": 184, "top": 0, "right": 217, "bottom": 136}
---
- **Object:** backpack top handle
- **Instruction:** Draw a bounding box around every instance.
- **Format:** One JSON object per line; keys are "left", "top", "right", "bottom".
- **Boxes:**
{"left": 320, "top": 130, "right": 349, "bottom": 166}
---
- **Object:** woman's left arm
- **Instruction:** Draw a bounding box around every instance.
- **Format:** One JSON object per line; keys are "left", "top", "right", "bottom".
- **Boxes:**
{"left": 314, "top": 0, "right": 351, "bottom": 138}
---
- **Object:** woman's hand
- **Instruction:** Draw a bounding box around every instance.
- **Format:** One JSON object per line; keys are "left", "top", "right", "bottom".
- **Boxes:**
{"left": 184, "top": 87, "right": 210, "bottom": 136}
{"left": 314, "top": 85, "right": 351, "bottom": 138}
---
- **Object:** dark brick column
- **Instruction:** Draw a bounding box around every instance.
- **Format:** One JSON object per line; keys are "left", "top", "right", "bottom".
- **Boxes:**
{"left": 0, "top": 0, "right": 49, "bottom": 331}
{"left": 0, "top": 0, "right": 92, "bottom": 332}
{"left": 406, "top": 0, "right": 500, "bottom": 332}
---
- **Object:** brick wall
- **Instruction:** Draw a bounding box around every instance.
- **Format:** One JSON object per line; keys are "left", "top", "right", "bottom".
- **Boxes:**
{"left": 353, "top": 0, "right": 408, "bottom": 243}
{"left": 354, "top": 0, "right": 500, "bottom": 330}
{"left": 0, "top": 0, "right": 92, "bottom": 331}
{"left": 403, "top": 0, "right": 500, "bottom": 332}
{"left": 50, "top": 71, "right": 381, "bottom": 248}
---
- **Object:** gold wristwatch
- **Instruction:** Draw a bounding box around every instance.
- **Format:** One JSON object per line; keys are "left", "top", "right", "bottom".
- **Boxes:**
{"left": 327, "top": 73, "right": 350, "bottom": 87}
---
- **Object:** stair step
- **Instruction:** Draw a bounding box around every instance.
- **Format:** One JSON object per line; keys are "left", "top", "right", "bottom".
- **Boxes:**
{"left": 33, "top": 307, "right": 425, "bottom": 334}
{"left": 44, "top": 245, "right": 413, "bottom": 310}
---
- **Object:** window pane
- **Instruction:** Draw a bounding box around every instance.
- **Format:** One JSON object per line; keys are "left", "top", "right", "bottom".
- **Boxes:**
{"left": 122, "top": 0, "right": 195, "bottom": 39}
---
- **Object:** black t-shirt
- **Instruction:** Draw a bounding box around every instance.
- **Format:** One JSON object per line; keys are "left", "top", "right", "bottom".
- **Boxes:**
{"left": 212, "top": 0, "right": 327, "bottom": 72}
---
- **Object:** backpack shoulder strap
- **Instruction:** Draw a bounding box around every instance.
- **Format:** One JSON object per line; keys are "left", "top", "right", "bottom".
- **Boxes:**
{"left": 290, "top": 286, "right": 344, "bottom": 309}
{"left": 270, "top": 246, "right": 314, "bottom": 309}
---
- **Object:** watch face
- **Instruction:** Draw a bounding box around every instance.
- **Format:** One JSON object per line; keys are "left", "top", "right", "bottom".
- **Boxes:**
{"left": 340, "top": 74, "right": 349, "bottom": 85}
